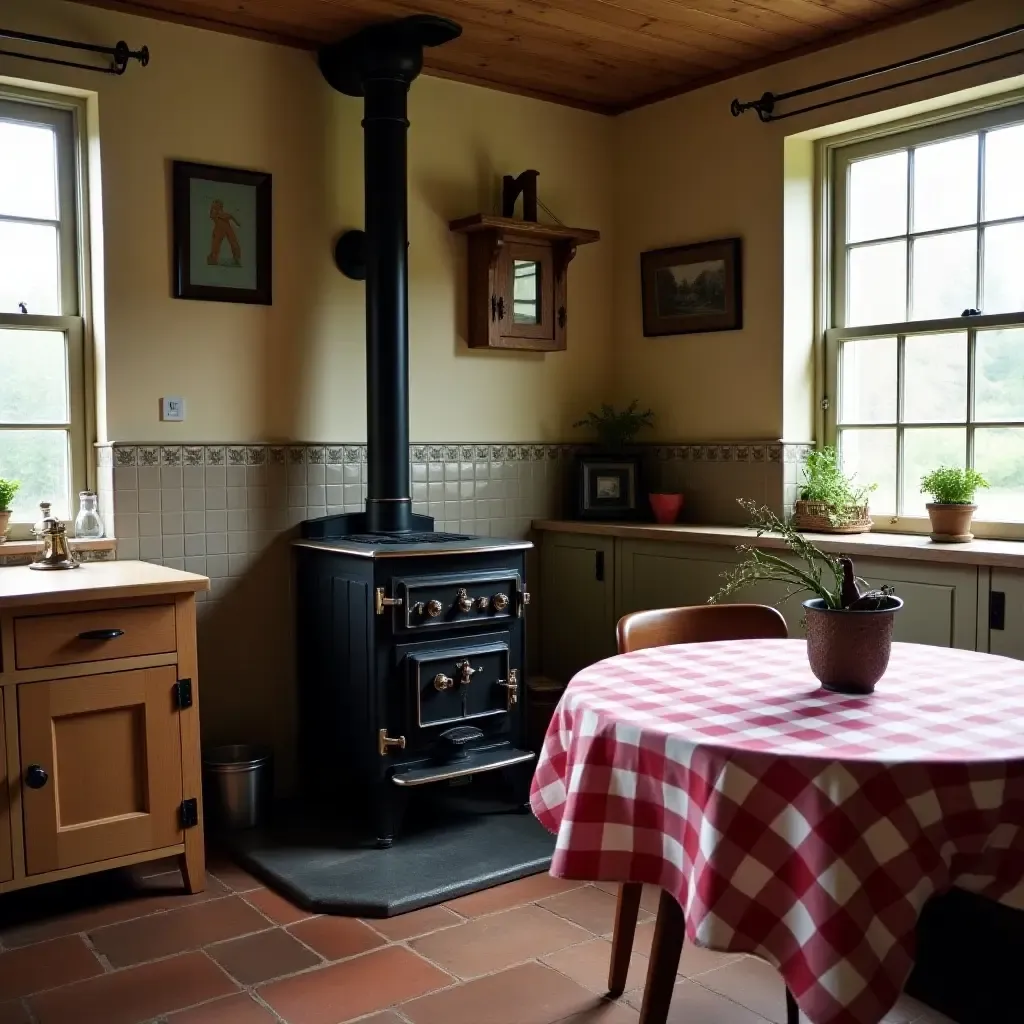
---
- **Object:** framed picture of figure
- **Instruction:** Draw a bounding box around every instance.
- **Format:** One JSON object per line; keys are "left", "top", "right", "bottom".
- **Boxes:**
{"left": 640, "top": 237, "right": 742, "bottom": 336}
{"left": 172, "top": 161, "right": 272, "bottom": 304}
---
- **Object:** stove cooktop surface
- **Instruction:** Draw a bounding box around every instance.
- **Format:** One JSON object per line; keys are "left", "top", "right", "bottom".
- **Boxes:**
{"left": 344, "top": 532, "right": 473, "bottom": 545}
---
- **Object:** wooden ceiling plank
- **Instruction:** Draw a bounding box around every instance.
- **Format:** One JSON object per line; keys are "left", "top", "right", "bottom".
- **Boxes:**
{"left": 734, "top": 0, "right": 866, "bottom": 31}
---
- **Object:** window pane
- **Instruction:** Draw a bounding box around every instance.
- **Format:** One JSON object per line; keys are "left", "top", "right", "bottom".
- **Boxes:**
{"left": 903, "top": 332, "right": 967, "bottom": 423}
{"left": 912, "top": 134, "right": 978, "bottom": 232}
{"left": 848, "top": 151, "right": 907, "bottom": 243}
{"left": 0, "top": 429, "right": 70, "bottom": 520}
{"left": 0, "top": 221, "right": 60, "bottom": 314}
{"left": 976, "top": 328, "right": 1024, "bottom": 422}
{"left": 840, "top": 428, "right": 896, "bottom": 515}
{"left": 903, "top": 427, "right": 966, "bottom": 516}
{"left": 0, "top": 119, "right": 58, "bottom": 220}
{"left": 984, "top": 122, "right": 1024, "bottom": 222}
{"left": 975, "top": 427, "right": 1024, "bottom": 522}
{"left": 513, "top": 260, "right": 540, "bottom": 325}
{"left": 910, "top": 229, "right": 976, "bottom": 320}
{"left": 840, "top": 337, "right": 896, "bottom": 423}
{"left": 982, "top": 222, "right": 1024, "bottom": 315}
{"left": 847, "top": 240, "right": 906, "bottom": 326}
{"left": 0, "top": 329, "right": 68, "bottom": 423}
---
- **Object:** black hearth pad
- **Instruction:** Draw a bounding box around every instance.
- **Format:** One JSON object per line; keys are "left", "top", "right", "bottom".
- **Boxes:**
{"left": 224, "top": 806, "right": 555, "bottom": 917}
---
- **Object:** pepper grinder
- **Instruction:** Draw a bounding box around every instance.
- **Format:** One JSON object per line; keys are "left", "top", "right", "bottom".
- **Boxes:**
{"left": 29, "top": 503, "right": 79, "bottom": 571}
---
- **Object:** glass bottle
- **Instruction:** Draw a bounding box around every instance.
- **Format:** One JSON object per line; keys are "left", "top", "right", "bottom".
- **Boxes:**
{"left": 74, "top": 491, "right": 104, "bottom": 539}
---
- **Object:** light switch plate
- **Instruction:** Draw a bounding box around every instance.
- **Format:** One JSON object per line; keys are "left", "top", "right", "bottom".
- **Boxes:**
{"left": 160, "top": 396, "right": 186, "bottom": 422}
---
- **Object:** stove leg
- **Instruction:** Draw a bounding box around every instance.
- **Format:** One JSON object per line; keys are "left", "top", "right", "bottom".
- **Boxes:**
{"left": 372, "top": 783, "right": 405, "bottom": 849}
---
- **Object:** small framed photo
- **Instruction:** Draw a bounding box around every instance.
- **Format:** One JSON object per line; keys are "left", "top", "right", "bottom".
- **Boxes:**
{"left": 172, "top": 161, "right": 272, "bottom": 304}
{"left": 573, "top": 455, "right": 644, "bottom": 521}
{"left": 640, "top": 237, "right": 742, "bottom": 336}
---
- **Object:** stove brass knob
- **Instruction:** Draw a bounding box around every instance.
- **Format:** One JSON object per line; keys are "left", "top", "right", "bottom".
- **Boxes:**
{"left": 476, "top": 596, "right": 491, "bottom": 611}
{"left": 455, "top": 588, "right": 473, "bottom": 613}
{"left": 426, "top": 599, "right": 443, "bottom": 618}
{"left": 492, "top": 593, "right": 510, "bottom": 612}
{"left": 433, "top": 673, "right": 454, "bottom": 691}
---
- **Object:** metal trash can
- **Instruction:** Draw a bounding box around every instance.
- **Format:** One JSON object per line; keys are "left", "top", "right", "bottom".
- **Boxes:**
{"left": 202, "top": 745, "right": 273, "bottom": 830}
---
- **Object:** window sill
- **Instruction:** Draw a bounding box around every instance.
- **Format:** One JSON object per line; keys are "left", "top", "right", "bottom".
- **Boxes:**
{"left": 0, "top": 537, "right": 117, "bottom": 562}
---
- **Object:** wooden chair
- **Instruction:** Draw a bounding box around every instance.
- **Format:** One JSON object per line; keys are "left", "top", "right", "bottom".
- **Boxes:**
{"left": 608, "top": 604, "right": 799, "bottom": 1024}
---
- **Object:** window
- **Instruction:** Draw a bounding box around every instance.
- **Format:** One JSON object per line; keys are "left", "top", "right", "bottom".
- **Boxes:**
{"left": 0, "top": 96, "right": 86, "bottom": 532}
{"left": 826, "top": 102, "right": 1024, "bottom": 528}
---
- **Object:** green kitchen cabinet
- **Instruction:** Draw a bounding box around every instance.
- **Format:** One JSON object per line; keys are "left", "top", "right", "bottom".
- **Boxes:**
{"left": 988, "top": 568, "right": 1024, "bottom": 660}
{"left": 540, "top": 531, "right": 617, "bottom": 685}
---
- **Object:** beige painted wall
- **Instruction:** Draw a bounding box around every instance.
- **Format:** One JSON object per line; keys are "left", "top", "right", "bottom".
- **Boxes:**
{"left": 1, "top": 0, "right": 615, "bottom": 444}
{"left": 612, "top": 0, "right": 1024, "bottom": 443}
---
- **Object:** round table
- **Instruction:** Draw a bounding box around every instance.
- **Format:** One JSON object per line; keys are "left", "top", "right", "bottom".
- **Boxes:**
{"left": 530, "top": 639, "right": 1024, "bottom": 1024}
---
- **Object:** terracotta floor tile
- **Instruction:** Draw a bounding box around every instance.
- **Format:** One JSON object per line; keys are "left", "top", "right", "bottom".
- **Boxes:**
{"left": 29, "top": 951, "right": 236, "bottom": 1024}
{"left": 130, "top": 856, "right": 182, "bottom": 879}
{"left": 402, "top": 961, "right": 630, "bottom": 1024}
{"left": 629, "top": 921, "right": 740, "bottom": 977}
{"left": 542, "top": 937, "right": 650, "bottom": 996}
{"left": 645, "top": 980, "right": 768, "bottom": 1024}
{"left": 244, "top": 887, "right": 314, "bottom": 925}
{"left": 0, "top": 874, "right": 228, "bottom": 949}
{"left": 169, "top": 992, "right": 280, "bottom": 1022}
{"left": 208, "top": 859, "right": 264, "bottom": 894}
{"left": 0, "top": 1001, "right": 30, "bottom": 1024}
{"left": 0, "top": 935, "right": 104, "bottom": 999}
{"left": 258, "top": 946, "right": 450, "bottom": 1024}
{"left": 288, "top": 916, "right": 386, "bottom": 961}
{"left": 89, "top": 896, "right": 269, "bottom": 968}
{"left": 695, "top": 956, "right": 794, "bottom": 1024}
{"left": 443, "top": 874, "right": 584, "bottom": 917}
{"left": 342, "top": 1015, "right": 406, "bottom": 1024}
{"left": 540, "top": 887, "right": 650, "bottom": 936}
{"left": 592, "top": 883, "right": 663, "bottom": 916}
{"left": 556, "top": 1003, "right": 639, "bottom": 1024}
{"left": 363, "top": 905, "right": 463, "bottom": 941}
{"left": 207, "top": 927, "right": 321, "bottom": 985}
{"left": 410, "top": 904, "right": 590, "bottom": 979}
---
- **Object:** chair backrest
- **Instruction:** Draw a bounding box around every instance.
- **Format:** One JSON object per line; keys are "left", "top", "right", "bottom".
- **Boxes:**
{"left": 616, "top": 603, "right": 788, "bottom": 654}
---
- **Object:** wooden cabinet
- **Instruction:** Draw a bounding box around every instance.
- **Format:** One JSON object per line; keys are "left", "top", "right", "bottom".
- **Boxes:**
{"left": 0, "top": 562, "right": 208, "bottom": 895}
{"left": 988, "top": 568, "right": 1024, "bottom": 660}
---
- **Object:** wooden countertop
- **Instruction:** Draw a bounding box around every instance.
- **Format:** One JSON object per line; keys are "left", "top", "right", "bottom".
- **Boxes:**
{"left": 532, "top": 520, "right": 1024, "bottom": 570}
{"left": 0, "top": 560, "right": 210, "bottom": 610}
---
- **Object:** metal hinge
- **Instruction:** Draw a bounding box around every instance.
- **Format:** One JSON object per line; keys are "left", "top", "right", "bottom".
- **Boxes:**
{"left": 375, "top": 587, "right": 403, "bottom": 616}
{"left": 820, "top": 396, "right": 830, "bottom": 412}
{"left": 173, "top": 678, "right": 193, "bottom": 709}
{"left": 180, "top": 798, "right": 199, "bottom": 829}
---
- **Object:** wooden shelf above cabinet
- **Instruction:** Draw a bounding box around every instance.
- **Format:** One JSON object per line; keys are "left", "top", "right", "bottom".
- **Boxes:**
{"left": 450, "top": 214, "right": 600, "bottom": 352}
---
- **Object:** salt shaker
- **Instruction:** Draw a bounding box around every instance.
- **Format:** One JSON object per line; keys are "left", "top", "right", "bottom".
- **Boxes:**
{"left": 74, "top": 490, "right": 104, "bottom": 539}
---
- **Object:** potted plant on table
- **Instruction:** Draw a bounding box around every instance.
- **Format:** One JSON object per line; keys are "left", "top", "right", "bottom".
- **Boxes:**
{"left": 711, "top": 500, "right": 902, "bottom": 695}
{"left": 0, "top": 478, "right": 20, "bottom": 544}
{"left": 920, "top": 467, "right": 989, "bottom": 543}
{"left": 792, "top": 447, "right": 875, "bottom": 534}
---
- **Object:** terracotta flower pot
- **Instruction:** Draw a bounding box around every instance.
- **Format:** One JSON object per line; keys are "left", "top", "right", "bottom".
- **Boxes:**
{"left": 0, "top": 510, "right": 10, "bottom": 544}
{"left": 803, "top": 596, "right": 904, "bottom": 695}
{"left": 926, "top": 503, "right": 977, "bottom": 543}
{"left": 649, "top": 493, "right": 684, "bottom": 524}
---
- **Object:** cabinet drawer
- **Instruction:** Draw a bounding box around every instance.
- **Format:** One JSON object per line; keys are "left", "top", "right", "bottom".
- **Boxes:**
{"left": 14, "top": 604, "right": 176, "bottom": 670}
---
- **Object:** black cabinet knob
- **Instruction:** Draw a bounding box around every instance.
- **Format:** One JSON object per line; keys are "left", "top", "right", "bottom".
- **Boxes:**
{"left": 25, "top": 765, "right": 48, "bottom": 789}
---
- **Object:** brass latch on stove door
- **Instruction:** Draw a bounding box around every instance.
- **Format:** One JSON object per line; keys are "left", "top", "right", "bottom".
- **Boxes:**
{"left": 496, "top": 669, "right": 519, "bottom": 708}
{"left": 378, "top": 729, "right": 406, "bottom": 756}
{"left": 375, "top": 587, "right": 403, "bottom": 616}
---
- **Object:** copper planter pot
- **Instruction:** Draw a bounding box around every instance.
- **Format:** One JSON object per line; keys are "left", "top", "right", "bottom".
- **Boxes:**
{"left": 926, "top": 503, "right": 977, "bottom": 543}
{"left": 803, "top": 597, "right": 904, "bottom": 695}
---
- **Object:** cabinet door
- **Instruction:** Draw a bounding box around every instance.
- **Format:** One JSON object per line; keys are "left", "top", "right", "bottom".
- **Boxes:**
{"left": 0, "top": 697, "right": 12, "bottom": 883}
{"left": 989, "top": 568, "right": 1024, "bottom": 660}
{"left": 19, "top": 666, "right": 183, "bottom": 875}
{"left": 541, "top": 533, "right": 616, "bottom": 683}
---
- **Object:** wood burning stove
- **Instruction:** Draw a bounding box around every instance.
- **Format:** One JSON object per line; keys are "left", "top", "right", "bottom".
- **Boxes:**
{"left": 294, "top": 15, "right": 535, "bottom": 847}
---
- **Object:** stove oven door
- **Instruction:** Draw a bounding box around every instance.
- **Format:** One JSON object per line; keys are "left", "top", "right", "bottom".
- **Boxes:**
{"left": 402, "top": 634, "right": 519, "bottom": 743}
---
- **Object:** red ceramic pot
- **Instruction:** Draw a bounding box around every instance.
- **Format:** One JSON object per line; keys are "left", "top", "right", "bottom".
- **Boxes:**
{"left": 649, "top": 493, "right": 684, "bottom": 524}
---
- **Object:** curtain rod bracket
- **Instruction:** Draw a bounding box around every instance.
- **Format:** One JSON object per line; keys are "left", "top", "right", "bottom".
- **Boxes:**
{"left": 0, "top": 28, "right": 149, "bottom": 75}
{"left": 730, "top": 93, "right": 775, "bottom": 121}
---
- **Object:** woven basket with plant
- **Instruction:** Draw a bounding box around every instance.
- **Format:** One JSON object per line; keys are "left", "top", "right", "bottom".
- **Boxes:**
{"left": 792, "top": 447, "right": 875, "bottom": 534}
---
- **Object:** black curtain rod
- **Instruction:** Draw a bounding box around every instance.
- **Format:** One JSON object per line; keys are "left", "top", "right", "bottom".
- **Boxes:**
{"left": 0, "top": 28, "right": 149, "bottom": 75}
{"left": 732, "top": 21, "right": 1024, "bottom": 123}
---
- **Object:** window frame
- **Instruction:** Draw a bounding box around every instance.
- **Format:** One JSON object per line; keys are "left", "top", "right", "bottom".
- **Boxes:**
{"left": 0, "top": 92, "right": 91, "bottom": 538}
{"left": 821, "top": 96, "right": 1024, "bottom": 539}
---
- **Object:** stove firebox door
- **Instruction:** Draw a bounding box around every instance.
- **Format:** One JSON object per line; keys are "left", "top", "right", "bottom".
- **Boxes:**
{"left": 408, "top": 641, "right": 513, "bottom": 730}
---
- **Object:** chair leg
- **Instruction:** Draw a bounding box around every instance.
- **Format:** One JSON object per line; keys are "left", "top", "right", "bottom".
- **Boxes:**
{"left": 786, "top": 986, "right": 800, "bottom": 1024}
{"left": 638, "top": 889, "right": 685, "bottom": 1024}
{"left": 608, "top": 882, "right": 643, "bottom": 996}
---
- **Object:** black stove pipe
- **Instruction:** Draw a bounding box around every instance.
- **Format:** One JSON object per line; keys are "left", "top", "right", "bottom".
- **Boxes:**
{"left": 319, "top": 16, "right": 461, "bottom": 533}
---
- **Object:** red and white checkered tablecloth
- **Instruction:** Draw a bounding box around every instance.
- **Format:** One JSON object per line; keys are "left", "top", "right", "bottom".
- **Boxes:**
{"left": 530, "top": 639, "right": 1024, "bottom": 1024}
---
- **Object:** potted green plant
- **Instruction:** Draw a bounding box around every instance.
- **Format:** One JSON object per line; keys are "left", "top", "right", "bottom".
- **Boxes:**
{"left": 920, "top": 467, "right": 989, "bottom": 543}
{"left": 0, "top": 478, "right": 20, "bottom": 543}
{"left": 573, "top": 400, "right": 654, "bottom": 450}
{"left": 712, "top": 500, "right": 902, "bottom": 694}
{"left": 792, "top": 446, "right": 875, "bottom": 533}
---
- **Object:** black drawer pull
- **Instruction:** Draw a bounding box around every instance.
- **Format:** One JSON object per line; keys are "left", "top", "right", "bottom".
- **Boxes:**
{"left": 77, "top": 628, "right": 125, "bottom": 641}
{"left": 25, "top": 765, "right": 48, "bottom": 789}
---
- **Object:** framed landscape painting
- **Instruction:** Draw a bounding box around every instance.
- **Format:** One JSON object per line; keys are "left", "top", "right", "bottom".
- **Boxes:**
{"left": 640, "top": 237, "right": 742, "bottom": 336}
{"left": 172, "top": 161, "right": 272, "bottom": 304}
